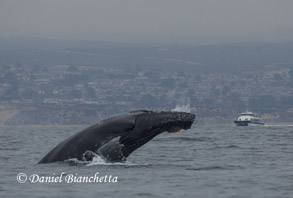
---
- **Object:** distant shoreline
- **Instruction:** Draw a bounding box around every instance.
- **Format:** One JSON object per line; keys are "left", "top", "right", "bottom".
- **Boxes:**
{"left": 0, "top": 124, "right": 83, "bottom": 128}
{"left": 1, "top": 122, "right": 293, "bottom": 128}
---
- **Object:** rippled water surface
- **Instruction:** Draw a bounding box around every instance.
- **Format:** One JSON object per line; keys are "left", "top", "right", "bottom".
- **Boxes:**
{"left": 1, "top": 125, "right": 293, "bottom": 198}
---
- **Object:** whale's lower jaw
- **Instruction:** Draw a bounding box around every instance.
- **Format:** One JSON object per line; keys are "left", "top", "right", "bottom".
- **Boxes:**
{"left": 167, "top": 127, "right": 182, "bottom": 133}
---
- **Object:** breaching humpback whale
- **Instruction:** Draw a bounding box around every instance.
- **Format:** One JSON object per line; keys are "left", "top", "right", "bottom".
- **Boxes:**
{"left": 39, "top": 110, "right": 195, "bottom": 163}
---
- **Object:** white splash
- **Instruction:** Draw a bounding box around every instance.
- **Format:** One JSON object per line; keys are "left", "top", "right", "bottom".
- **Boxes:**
{"left": 66, "top": 155, "right": 127, "bottom": 166}
{"left": 87, "top": 155, "right": 136, "bottom": 166}
{"left": 66, "top": 153, "right": 140, "bottom": 166}
{"left": 172, "top": 97, "right": 191, "bottom": 113}
{"left": 65, "top": 152, "right": 108, "bottom": 165}
{"left": 86, "top": 155, "right": 109, "bottom": 166}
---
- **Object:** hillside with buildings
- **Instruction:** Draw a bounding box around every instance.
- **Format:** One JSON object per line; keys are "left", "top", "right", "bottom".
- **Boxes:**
{"left": 0, "top": 39, "right": 293, "bottom": 125}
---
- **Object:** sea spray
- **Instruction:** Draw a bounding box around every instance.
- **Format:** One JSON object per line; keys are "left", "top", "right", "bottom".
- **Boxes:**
{"left": 172, "top": 97, "right": 191, "bottom": 113}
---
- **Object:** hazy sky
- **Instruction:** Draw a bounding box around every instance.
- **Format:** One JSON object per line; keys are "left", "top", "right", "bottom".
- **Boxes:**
{"left": 1, "top": 0, "right": 293, "bottom": 45}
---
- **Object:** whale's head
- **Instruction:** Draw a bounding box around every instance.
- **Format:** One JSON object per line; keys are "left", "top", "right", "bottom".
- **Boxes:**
{"left": 156, "top": 111, "right": 195, "bottom": 132}
{"left": 109, "top": 110, "right": 196, "bottom": 161}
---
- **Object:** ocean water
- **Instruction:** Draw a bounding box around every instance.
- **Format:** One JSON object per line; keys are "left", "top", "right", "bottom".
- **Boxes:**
{"left": 0, "top": 125, "right": 293, "bottom": 198}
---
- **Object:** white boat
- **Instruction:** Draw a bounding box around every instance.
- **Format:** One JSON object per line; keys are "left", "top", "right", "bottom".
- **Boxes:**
{"left": 234, "top": 111, "right": 264, "bottom": 126}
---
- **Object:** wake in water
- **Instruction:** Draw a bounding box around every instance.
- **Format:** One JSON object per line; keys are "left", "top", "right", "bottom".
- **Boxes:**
{"left": 264, "top": 124, "right": 293, "bottom": 127}
{"left": 172, "top": 97, "right": 191, "bottom": 113}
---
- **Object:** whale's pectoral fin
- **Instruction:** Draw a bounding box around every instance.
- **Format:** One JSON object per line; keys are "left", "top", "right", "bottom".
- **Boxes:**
{"left": 97, "top": 137, "right": 126, "bottom": 162}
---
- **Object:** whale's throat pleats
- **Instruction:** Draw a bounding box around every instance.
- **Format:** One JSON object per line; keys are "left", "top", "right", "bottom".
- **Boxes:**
{"left": 96, "top": 137, "right": 126, "bottom": 162}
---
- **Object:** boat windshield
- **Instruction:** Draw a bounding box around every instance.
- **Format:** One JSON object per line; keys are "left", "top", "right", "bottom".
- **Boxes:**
{"left": 241, "top": 113, "right": 255, "bottom": 116}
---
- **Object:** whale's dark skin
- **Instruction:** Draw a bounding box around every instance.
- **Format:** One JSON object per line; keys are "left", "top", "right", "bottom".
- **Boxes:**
{"left": 38, "top": 110, "right": 195, "bottom": 163}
